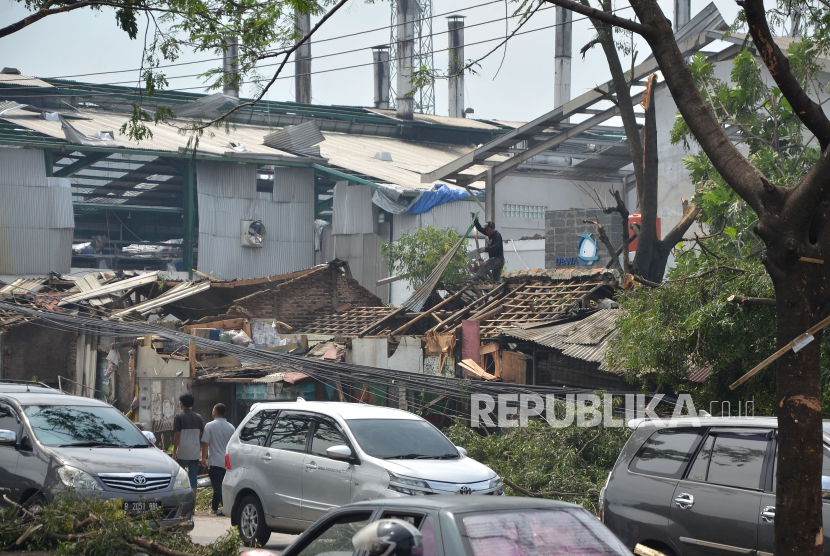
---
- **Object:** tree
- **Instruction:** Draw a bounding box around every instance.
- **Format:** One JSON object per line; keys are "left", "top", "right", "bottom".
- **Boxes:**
{"left": 574, "top": 1, "right": 699, "bottom": 283}
{"left": 543, "top": 0, "right": 830, "bottom": 552}
{"left": 381, "top": 227, "right": 471, "bottom": 289}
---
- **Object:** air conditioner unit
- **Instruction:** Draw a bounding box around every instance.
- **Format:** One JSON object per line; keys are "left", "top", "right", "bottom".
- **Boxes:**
{"left": 241, "top": 220, "right": 267, "bottom": 248}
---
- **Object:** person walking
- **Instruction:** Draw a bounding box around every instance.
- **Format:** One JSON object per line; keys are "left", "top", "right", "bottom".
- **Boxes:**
{"left": 173, "top": 392, "right": 204, "bottom": 498}
{"left": 200, "top": 403, "right": 235, "bottom": 516}
{"left": 473, "top": 217, "right": 505, "bottom": 282}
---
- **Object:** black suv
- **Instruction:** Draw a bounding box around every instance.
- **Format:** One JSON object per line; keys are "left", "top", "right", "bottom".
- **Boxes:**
{"left": 601, "top": 416, "right": 830, "bottom": 556}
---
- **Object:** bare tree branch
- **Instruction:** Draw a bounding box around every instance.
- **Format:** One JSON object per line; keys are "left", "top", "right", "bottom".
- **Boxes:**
{"left": 583, "top": 219, "right": 623, "bottom": 274}
{"left": 542, "top": 0, "right": 652, "bottom": 35}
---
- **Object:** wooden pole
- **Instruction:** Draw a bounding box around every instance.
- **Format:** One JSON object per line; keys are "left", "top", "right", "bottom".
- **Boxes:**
{"left": 729, "top": 313, "right": 830, "bottom": 390}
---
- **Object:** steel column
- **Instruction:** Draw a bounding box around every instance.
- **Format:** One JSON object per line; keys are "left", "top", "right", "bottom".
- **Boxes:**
{"left": 182, "top": 163, "right": 196, "bottom": 278}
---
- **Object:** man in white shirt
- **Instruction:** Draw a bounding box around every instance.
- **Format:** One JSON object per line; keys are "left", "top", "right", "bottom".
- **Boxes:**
{"left": 200, "top": 403, "right": 235, "bottom": 515}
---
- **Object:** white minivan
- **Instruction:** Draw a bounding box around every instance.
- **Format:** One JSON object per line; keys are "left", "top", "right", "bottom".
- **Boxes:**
{"left": 222, "top": 400, "right": 503, "bottom": 545}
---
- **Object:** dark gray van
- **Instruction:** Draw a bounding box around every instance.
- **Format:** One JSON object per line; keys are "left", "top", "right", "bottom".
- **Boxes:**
{"left": 600, "top": 416, "right": 830, "bottom": 556}
{"left": 0, "top": 391, "right": 194, "bottom": 525}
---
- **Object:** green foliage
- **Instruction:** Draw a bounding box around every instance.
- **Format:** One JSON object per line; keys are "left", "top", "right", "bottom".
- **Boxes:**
{"left": 381, "top": 226, "right": 470, "bottom": 289}
{"left": 612, "top": 38, "right": 830, "bottom": 412}
{"left": 0, "top": 494, "right": 240, "bottom": 556}
{"left": 443, "top": 413, "right": 631, "bottom": 515}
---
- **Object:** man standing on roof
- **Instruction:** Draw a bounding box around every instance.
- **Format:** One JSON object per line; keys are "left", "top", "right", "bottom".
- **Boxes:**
{"left": 473, "top": 216, "right": 504, "bottom": 282}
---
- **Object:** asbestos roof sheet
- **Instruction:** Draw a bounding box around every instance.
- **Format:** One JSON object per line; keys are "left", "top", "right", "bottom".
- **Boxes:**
{"left": 318, "top": 131, "right": 496, "bottom": 190}
{"left": 364, "top": 109, "right": 504, "bottom": 131}
{"left": 0, "top": 278, "right": 46, "bottom": 295}
{"left": 111, "top": 280, "right": 212, "bottom": 317}
{"left": 0, "top": 73, "right": 52, "bottom": 88}
{"left": 0, "top": 109, "right": 301, "bottom": 160}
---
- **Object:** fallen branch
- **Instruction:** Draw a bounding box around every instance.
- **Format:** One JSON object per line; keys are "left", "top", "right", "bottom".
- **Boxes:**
{"left": 663, "top": 266, "right": 746, "bottom": 285}
{"left": 575, "top": 432, "right": 602, "bottom": 456}
{"left": 728, "top": 295, "right": 776, "bottom": 307}
{"left": 133, "top": 537, "right": 199, "bottom": 556}
{"left": 502, "top": 478, "right": 585, "bottom": 498}
{"left": 4, "top": 494, "right": 36, "bottom": 519}
{"left": 583, "top": 219, "right": 623, "bottom": 274}
{"left": 15, "top": 524, "right": 43, "bottom": 546}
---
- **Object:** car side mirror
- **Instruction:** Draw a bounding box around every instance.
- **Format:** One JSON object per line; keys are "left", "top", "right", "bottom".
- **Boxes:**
{"left": 326, "top": 445, "right": 353, "bottom": 461}
{"left": 456, "top": 446, "right": 467, "bottom": 457}
{"left": 0, "top": 429, "right": 16, "bottom": 446}
{"left": 143, "top": 431, "right": 157, "bottom": 444}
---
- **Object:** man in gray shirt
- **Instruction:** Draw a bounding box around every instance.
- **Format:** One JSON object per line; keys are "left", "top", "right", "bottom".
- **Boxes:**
{"left": 201, "top": 403, "right": 235, "bottom": 515}
{"left": 173, "top": 392, "right": 204, "bottom": 497}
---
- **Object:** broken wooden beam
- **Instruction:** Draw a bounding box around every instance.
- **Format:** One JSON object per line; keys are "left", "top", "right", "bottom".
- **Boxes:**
{"left": 357, "top": 306, "right": 408, "bottom": 338}
{"left": 390, "top": 285, "right": 470, "bottom": 336}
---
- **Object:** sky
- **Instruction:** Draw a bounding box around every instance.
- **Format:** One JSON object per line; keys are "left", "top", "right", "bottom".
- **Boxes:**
{"left": 0, "top": 0, "right": 743, "bottom": 122}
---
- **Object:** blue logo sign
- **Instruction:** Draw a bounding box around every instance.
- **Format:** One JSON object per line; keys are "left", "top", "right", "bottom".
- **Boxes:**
{"left": 577, "top": 233, "right": 599, "bottom": 265}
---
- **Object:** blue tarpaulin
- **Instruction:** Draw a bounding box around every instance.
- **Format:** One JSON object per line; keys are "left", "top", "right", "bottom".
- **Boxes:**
{"left": 405, "top": 183, "right": 472, "bottom": 214}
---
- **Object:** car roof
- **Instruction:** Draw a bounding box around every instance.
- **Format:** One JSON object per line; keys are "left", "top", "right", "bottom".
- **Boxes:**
{"left": 251, "top": 401, "right": 422, "bottom": 421}
{"left": 0, "top": 384, "right": 64, "bottom": 394}
{"left": 629, "top": 416, "right": 780, "bottom": 429}
{"left": 345, "top": 495, "right": 582, "bottom": 513}
{"left": 1, "top": 392, "right": 112, "bottom": 406}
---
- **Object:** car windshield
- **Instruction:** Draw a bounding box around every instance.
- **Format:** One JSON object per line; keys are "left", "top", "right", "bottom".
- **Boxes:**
{"left": 346, "top": 418, "right": 458, "bottom": 459}
{"left": 459, "top": 509, "right": 632, "bottom": 556}
{"left": 23, "top": 405, "right": 149, "bottom": 447}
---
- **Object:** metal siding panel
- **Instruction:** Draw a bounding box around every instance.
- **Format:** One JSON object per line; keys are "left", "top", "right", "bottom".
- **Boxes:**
{"left": 273, "top": 167, "right": 314, "bottom": 203}
{"left": 0, "top": 149, "right": 47, "bottom": 187}
{"left": 332, "top": 182, "right": 374, "bottom": 235}
{"left": 196, "top": 161, "right": 257, "bottom": 199}
{"left": 196, "top": 161, "right": 313, "bottom": 279}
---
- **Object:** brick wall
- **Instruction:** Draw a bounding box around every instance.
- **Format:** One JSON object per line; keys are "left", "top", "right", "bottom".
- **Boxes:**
{"left": 233, "top": 267, "right": 384, "bottom": 331}
{"left": 545, "top": 209, "right": 623, "bottom": 270}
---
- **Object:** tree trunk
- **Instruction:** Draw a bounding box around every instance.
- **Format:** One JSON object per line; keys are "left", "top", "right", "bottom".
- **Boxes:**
{"left": 773, "top": 276, "right": 824, "bottom": 556}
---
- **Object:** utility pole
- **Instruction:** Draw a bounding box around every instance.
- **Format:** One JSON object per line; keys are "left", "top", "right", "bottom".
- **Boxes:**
{"left": 294, "top": 9, "right": 312, "bottom": 104}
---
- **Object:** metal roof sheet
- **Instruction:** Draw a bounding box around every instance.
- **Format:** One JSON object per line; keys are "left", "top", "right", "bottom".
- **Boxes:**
{"left": 0, "top": 73, "right": 53, "bottom": 88}
{"left": 0, "top": 278, "right": 46, "bottom": 295}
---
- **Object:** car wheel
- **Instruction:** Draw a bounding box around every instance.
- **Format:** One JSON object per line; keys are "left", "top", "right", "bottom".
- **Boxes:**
{"left": 237, "top": 494, "right": 271, "bottom": 547}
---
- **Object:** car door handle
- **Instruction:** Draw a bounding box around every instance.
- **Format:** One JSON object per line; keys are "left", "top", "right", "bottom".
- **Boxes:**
{"left": 761, "top": 506, "right": 775, "bottom": 523}
{"left": 305, "top": 461, "right": 317, "bottom": 471}
{"left": 261, "top": 453, "right": 272, "bottom": 462}
{"left": 675, "top": 493, "right": 694, "bottom": 509}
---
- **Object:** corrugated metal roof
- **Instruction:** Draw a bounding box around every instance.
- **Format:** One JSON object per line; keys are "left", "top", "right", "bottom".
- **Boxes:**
{"left": 499, "top": 310, "right": 620, "bottom": 357}
{"left": 111, "top": 280, "right": 211, "bottom": 317}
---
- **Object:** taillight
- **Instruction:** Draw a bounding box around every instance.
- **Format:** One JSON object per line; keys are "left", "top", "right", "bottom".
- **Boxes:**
{"left": 225, "top": 454, "right": 231, "bottom": 469}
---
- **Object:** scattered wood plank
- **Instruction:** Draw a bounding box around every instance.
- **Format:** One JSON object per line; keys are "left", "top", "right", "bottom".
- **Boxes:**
{"left": 459, "top": 359, "right": 497, "bottom": 381}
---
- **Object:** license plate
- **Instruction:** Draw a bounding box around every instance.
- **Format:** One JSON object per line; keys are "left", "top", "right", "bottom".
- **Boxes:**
{"left": 124, "top": 501, "right": 160, "bottom": 515}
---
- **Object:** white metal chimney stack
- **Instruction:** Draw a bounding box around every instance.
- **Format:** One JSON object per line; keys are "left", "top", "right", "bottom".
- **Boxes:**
{"left": 447, "top": 15, "right": 465, "bottom": 118}
{"left": 295, "top": 9, "right": 312, "bottom": 104}
{"left": 553, "top": 7, "right": 571, "bottom": 120}
{"left": 674, "top": 0, "right": 690, "bottom": 31}
{"left": 396, "top": 0, "right": 416, "bottom": 120}
{"left": 223, "top": 35, "right": 239, "bottom": 98}
{"left": 372, "top": 45, "right": 391, "bottom": 109}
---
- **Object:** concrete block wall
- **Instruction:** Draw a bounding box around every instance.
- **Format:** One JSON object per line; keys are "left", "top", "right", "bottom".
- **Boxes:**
{"left": 545, "top": 208, "right": 623, "bottom": 269}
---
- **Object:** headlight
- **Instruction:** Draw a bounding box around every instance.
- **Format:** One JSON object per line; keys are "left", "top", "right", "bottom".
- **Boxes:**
{"left": 387, "top": 471, "right": 429, "bottom": 495}
{"left": 489, "top": 476, "right": 504, "bottom": 495}
{"left": 57, "top": 466, "right": 102, "bottom": 491}
{"left": 173, "top": 465, "right": 190, "bottom": 490}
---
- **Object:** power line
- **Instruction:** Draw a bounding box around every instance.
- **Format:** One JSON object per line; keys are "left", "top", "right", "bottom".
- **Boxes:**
{"left": 0, "top": 0, "right": 506, "bottom": 83}
{"left": 0, "top": 6, "right": 634, "bottom": 96}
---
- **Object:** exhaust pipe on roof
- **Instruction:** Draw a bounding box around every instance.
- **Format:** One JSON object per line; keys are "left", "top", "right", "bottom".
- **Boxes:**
{"left": 223, "top": 35, "right": 239, "bottom": 98}
{"left": 372, "top": 45, "right": 391, "bottom": 109}
{"left": 395, "top": 0, "right": 417, "bottom": 120}
{"left": 294, "top": 9, "right": 312, "bottom": 104}
{"left": 447, "top": 15, "right": 465, "bottom": 118}
{"left": 554, "top": 7, "right": 571, "bottom": 122}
